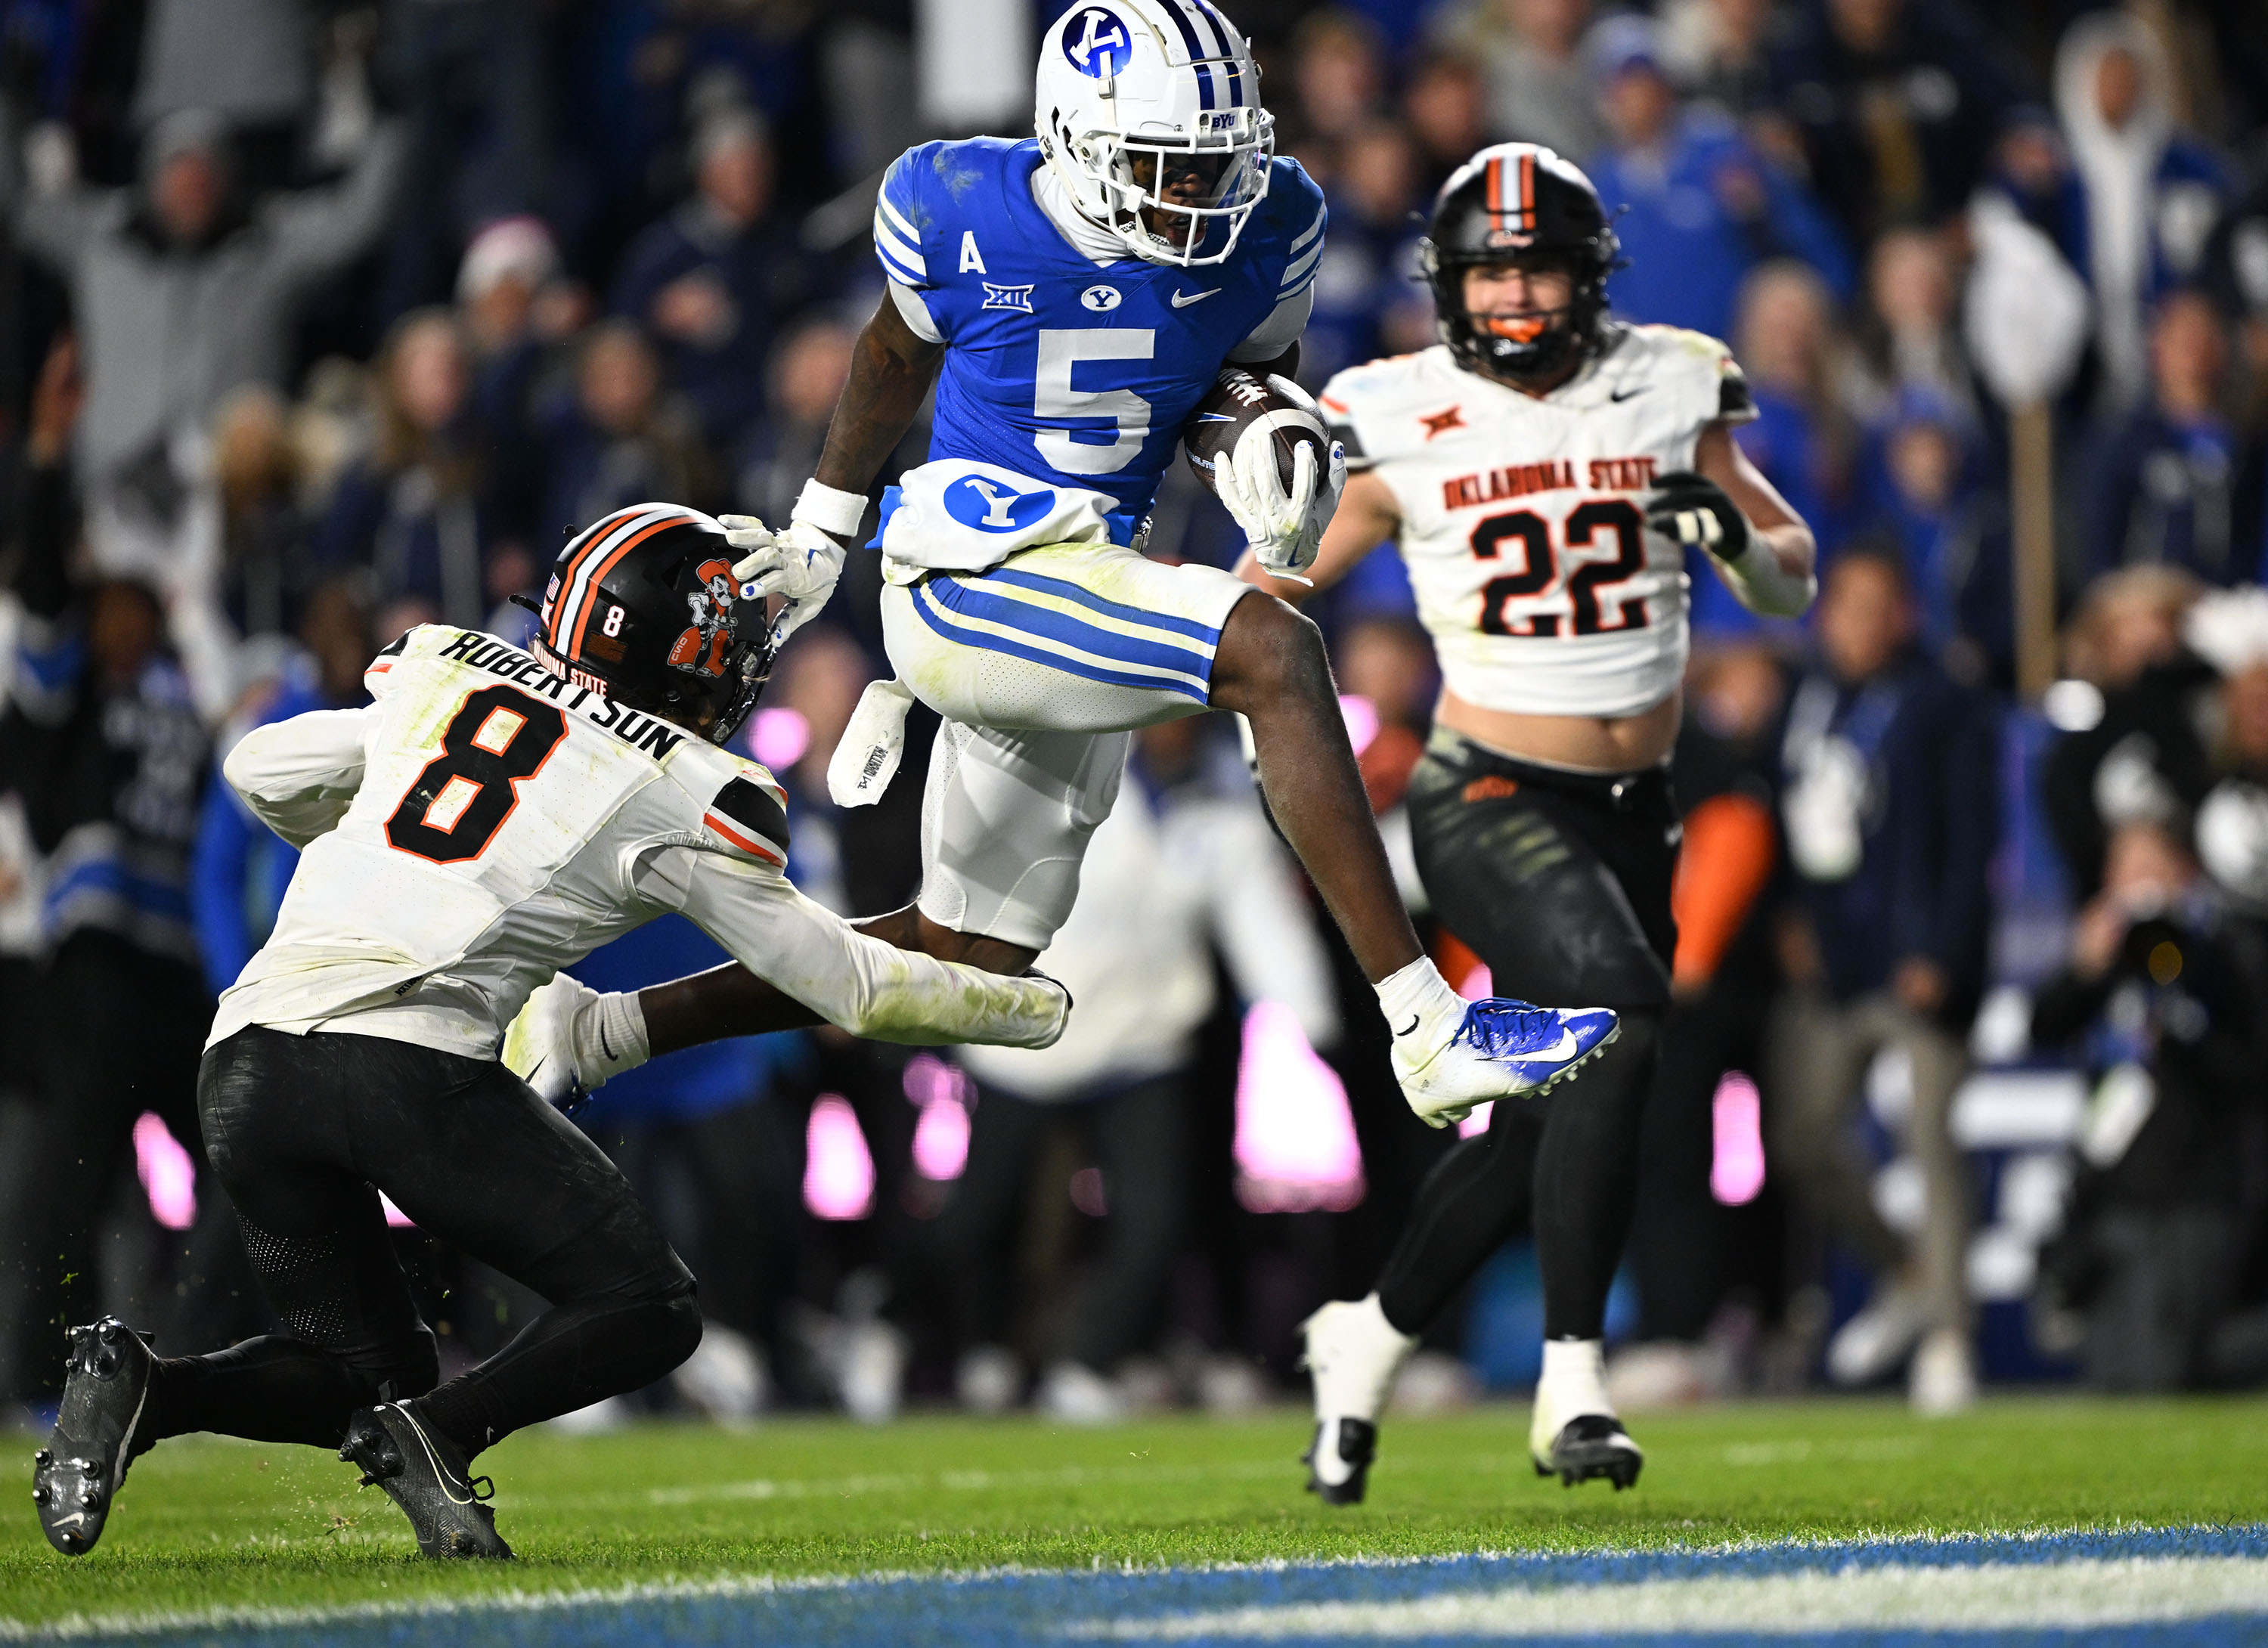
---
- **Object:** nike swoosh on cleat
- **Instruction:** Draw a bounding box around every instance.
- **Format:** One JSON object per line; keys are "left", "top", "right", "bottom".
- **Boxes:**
{"left": 1529, "top": 1028, "right": 1582, "bottom": 1061}
{"left": 1394, "top": 1015, "right": 1421, "bottom": 1037}
{"left": 1171, "top": 288, "right": 1222, "bottom": 307}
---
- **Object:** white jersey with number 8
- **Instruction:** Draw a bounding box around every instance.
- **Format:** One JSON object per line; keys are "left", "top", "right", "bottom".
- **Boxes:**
{"left": 1320, "top": 325, "right": 1755, "bottom": 718}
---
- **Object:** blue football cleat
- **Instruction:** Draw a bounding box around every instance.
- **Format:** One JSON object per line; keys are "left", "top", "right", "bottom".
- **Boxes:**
{"left": 1393, "top": 999, "right": 1619, "bottom": 1128}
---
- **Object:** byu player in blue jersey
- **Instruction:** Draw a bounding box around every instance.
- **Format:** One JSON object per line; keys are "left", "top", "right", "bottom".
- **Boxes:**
{"left": 511, "top": 1, "right": 1618, "bottom": 1149}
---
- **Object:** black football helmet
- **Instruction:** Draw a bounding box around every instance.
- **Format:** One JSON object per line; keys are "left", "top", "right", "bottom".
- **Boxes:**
{"left": 1418, "top": 142, "right": 1620, "bottom": 385}
{"left": 525, "top": 504, "right": 776, "bottom": 743}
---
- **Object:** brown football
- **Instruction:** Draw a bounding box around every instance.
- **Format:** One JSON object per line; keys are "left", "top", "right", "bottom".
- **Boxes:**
{"left": 1182, "top": 368, "right": 1332, "bottom": 500}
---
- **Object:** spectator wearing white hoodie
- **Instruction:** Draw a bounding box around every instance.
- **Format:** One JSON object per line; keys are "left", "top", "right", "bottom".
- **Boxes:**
{"left": 2051, "top": 11, "right": 2228, "bottom": 410}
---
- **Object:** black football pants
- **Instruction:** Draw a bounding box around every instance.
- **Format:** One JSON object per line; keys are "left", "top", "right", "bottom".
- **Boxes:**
{"left": 1374, "top": 733, "right": 1676, "bottom": 1343}
{"left": 149, "top": 1025, "right": 701, "bottom": 1459}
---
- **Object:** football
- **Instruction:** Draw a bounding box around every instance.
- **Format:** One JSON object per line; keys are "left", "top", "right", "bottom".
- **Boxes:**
{"left": 1182, "top": 367, "right": 1334, "bottom": 502}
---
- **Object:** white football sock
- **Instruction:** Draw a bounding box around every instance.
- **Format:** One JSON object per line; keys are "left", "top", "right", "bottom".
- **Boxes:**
{"left": 1374, "top": 956, "right": 1466, "bottom": 1070}
{"left": 1529, "top": 1337, "right": 1613, "bottom": 1459}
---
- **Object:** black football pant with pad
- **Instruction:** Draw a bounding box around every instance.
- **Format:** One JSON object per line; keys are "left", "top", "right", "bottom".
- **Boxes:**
{"left": 148, "top": 1025, "right": 701, "bottom": 1460}
{"left": 1374, "top": 736, "right": 1676, "bottom": 1343}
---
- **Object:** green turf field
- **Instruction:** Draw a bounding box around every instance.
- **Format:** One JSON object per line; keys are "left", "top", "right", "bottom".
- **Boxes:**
{"left": 3, "top": 1397, "right": 2266, "bottom": 1634}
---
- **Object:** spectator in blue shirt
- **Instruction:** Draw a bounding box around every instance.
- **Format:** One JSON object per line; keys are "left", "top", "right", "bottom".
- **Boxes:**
{"left": 2083, "top": 290, "right": 2263, "bottom": 588}
{"left": 1585, "top": 14, "right": 1853, "bottom": 342}
{"left": 1766, "top": 546, "right": 2000, "bottom": 1414}
{"left": 1852, "top": 389, "right": 2011, "bottom": 683}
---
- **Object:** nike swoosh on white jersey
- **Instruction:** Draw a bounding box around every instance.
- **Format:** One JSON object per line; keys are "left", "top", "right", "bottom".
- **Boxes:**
{"left": 1171, "top": 288, "right": 1222, "bottom": 308}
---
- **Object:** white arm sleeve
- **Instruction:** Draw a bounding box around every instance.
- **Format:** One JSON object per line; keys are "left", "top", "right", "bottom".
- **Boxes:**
{"left": 671, "top": 850, "right": 1068, "bottom": 1047}
{"left": 888, "top": 277, "right": 944, "bottom": 345}
{"left": 1203, "top": 804, "right": 1341, "bottom": 1050}
{"left": 1225, "top": 286, "right": 1314, "bottom": 364}
{"left": 1704, "top": 538, "right": 1817, "bottom": 618}
{"left": 222, "top": 705, "right": 380, "bottom": 849}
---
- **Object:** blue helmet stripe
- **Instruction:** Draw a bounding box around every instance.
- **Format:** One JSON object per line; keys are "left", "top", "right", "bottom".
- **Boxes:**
{"left": 1188, "top": 0, "right": 1247, "bottom": 105}
{"left": 1155, "top": 0, "right": 1217, "bottom": 110}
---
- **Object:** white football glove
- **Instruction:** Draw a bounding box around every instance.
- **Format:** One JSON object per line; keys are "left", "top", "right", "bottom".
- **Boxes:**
{"left": 502, "top": 974, "right": 651, "bottom": 1111}
{"left": 720, "top": 513, "right": 846, "bottom": 645}
{"left": 1218, "top": 426, "right": 1347, "bottom": 579}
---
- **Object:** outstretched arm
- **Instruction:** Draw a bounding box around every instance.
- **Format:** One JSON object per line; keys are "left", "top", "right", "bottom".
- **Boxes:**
{"left": 674, "top": 854, "right": 1066, "bottom": 1048}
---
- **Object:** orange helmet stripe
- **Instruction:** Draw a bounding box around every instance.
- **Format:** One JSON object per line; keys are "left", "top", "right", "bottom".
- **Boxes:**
{"left": 564, "top": 513, "right": 701, "bottom": 657}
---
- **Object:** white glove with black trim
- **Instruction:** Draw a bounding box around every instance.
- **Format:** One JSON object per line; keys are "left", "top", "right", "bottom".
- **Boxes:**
{"left": 1219, "top": 429, "right": 1347, "bottom": 579}
{"left": 502, "top": 974, "right": 650, "bottom": 1111}
{"left": 721, "top": 513, "right": 847, "bottom": 645}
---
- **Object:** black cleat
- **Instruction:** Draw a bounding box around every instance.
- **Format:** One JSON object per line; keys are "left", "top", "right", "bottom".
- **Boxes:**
{"left": 1532, "top": 1414, "right": 1644, "bottom": 1490}
{"left": 339, "top": 1403, "right": 513, "bottom": 1559}
{"left": 35, "top": 1317, "right": 157, "bottom": 1556}
{"left": 1303, "top": 1417, "right": 1377, "bottom": 1507}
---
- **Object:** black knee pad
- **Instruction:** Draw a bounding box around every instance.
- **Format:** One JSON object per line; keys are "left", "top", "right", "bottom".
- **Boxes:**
{"left": 644, "top": 1282, "right": 705, "bottom": 1374}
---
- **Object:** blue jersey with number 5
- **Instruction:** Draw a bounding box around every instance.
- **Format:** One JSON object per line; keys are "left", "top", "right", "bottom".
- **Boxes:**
{"left": 873, "top": 138, "right": 1325, "bottom": 544}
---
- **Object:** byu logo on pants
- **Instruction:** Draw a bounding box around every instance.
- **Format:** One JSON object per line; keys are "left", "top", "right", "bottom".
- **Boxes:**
{"left": 945, "top": 477, "right": 1056, "bottom": 534}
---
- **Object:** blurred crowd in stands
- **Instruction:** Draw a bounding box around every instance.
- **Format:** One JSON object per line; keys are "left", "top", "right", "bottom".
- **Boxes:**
{"left": 0, "top": 0, "right": 2266, "bottom": 1427}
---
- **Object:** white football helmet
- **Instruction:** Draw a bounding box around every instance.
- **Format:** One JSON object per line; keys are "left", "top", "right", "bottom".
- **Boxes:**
{"left": 1036, "top": 0, "right": 1275, "bottom": 268}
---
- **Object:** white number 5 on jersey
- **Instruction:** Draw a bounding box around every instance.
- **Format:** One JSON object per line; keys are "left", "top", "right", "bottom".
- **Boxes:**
{"left": 1033, "top": 328, "right": 1154, "bottom": 475}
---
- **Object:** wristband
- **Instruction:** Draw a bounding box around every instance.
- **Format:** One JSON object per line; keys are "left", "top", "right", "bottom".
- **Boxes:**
{"left": 792, "top": 479, "right": 869, "bottom": 541}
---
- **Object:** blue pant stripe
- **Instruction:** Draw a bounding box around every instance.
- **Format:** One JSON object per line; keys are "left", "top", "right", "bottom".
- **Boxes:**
{"left": 951, "top": 567, "right": 1227, "bottom": 646}
{"left": 925, "top": 579, "right": 1219, "bottom": 678}
{"left": 911, "top": 591, "right": 1210, "bottom": 704}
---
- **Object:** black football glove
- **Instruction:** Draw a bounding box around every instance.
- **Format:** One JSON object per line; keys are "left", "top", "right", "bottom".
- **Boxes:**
{"left": 1644, "top": 471, "right": 1749, "bottom": 562}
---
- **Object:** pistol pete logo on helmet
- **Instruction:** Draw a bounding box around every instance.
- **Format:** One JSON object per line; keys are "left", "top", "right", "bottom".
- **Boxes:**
{"left": 668, "top": 558, "right": 740, "bottom": 679}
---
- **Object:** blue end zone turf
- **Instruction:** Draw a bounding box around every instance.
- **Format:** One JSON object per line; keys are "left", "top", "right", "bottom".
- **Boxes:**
{"left": 57, "top": 1526, "right": 2268, "bottom": 1647}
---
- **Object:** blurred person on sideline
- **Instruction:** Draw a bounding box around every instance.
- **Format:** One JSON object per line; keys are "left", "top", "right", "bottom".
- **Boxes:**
{"left": 609, "top": 107, "right": 823, "bottom": 451}
{"left": 2081, "top": 290, "right": 2261, "bottom": 588}
{"left": 0, "top": 339, "right": 229, "bottom": 1403}
{"left": 2028, "top": 821, "right": 2268, "bottom": 1390}
{"left": 2051, "top": 12, "right": 2228, "bottom": 413}
{"left": 314, "top": 309, "right": 498, "bottom": 629}
{"left": 454, "top": 216, "right": 574, "bottom": 539}
{"left": 1696, "top": 260, "right": 1854, "bottom": 636}
{"left": 2041, "top": 566, "right": 2214, "bottom": 901}
{"left": 1585, "top": 15, "right": 1853, "bottom": 345}
{"left": 1767, "top": 547, "right": 1997, "bottom": 1414}
{"left": 2185, "top": 592, "right": 2268, "bottom": 915}
{"left": 915, "top": 714, "right": 1340, "bottom": 1424}
{"left": 1763, "top": 0, "right": 2026, "bottom": 248}
{"left": 1853, "top": 391, "right": 2010, "bottom": 683}
{"left": 1402, "top": 54, "right": 1492, "bottom": 194}
{"left": 1, "top": 106, "right": 403, "bottom": 575}
{"left": 1657, "top": 0, "right": 1785, "bottom": 124}
{"left": 1614, "top": 638, "right": 1789, "bottom": 1406}
{"left": 191, "top": 581, "right": 376, "bottom": 999}
{"left": 208, "top": 387, "right": 314, "bottom": 641}
{"left": 737, "top": 321, "right": 861, "bottom": 534}
{"left": 1851, "top": 225, "right": 1974, "bottom": 420}
{"left": 1306, "top": 122, "right": 1430, "bottom": 389}
{"left": 1430, "top": 0, "right": 1609, "bottom": 166}
{"left": 1286, "top": 10, "right": 1390, "bottom": 148}
{"left": 537, "top": 321, "right": 720, "bottom": 550}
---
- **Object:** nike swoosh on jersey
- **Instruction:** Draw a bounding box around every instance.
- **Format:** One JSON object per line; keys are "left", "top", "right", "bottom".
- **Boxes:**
{"left": 1170, "top": 288, "right": 1222, "bottom": 308}
{"left": 1610, "top": 387, "right": 1647, "bottom": 401}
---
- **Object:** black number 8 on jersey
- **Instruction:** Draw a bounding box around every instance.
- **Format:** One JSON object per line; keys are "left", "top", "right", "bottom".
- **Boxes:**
{"left": 387, "top": 685, "right": 569, "bottom": 863}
